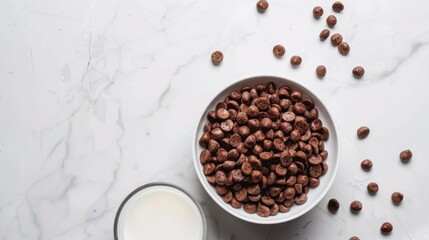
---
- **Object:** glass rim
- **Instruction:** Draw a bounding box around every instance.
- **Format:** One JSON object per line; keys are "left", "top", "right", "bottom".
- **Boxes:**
{"left": 113, "top": 182, "right": 207, "bottom": 240}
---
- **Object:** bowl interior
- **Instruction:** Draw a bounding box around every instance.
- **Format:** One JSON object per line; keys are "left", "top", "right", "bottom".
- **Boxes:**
{"left": 193, "top": 76, "right": 339, "bottom": 224}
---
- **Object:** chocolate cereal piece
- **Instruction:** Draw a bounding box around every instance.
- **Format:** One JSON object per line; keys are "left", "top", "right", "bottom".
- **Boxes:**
{"left": 290, "top": 90, "right": 302, "bottom": 102}
{"left": 367, "top": 182, "right": 379, "bottom": 194}
{"left": 256, "top": 0, "right": 269, "bottom": 13}
{"left": 255, "top": 97, "right": 270, "bottom": 110}
{"left": 361, "top": 159, "right": 373, "bottom": 171}
{"left": 244, "top": 203, "right": 257, "bottom": 214}
{"left": 290, "top": 56, "right": 302, "bottom": 66}
{"left": 231, "top": 197, "right": 242, "bottom": 208}
{"left": 357, "top": 126, "right": 370, "bottom": 139}
{"left": 257, "top": 204, "right": 271, "bottom": 217}
{"left": 320, "top": 127, "right": 329, "bottom": 141}
{"left": 294, "top": 193, "right": 307, "bottom": 205}
{"left": 338, "top": 42, "right": 350, "bottom": 55}
{"left": 349, "top": 237, "right": 360, "bottom": 240}
{"left": 350, "top": 200, "right": 362, "bottom": 212}
{"left": 326, "top": 15, "right": 337, "bottom": 27}
{"left": 380, "top": 222, "right": 393, "bottom": 234}
{"left": 313, "top": 6, "right": 324, "bottom": 19}
{"left": 330, "top": 33, "right": 342, "bottom": 46}
{"left": 216, "top": 108, "right": 230, "bottom": 120}
{"left": 328, "top": 198, "right": 340, "bottom": 213}
{"left": 319, "top": 29, "right": 330, "bottom": 41}
{"left": 332, "top": 1, "right": 344, "bottom": 12}
{"left": 391, "top": 192, "right": 403, "bottom": 205}
{"left": 352, "top": 66, "right": 365, "bottom": 78}
{"left": 316, "top": 65, "right": 326, "bottom": 78}
{"left": 400, "top": 149, "right": 412, "bottom": 162}
{"left": 273, "top": 44, "right": 286, "bottom": 58}
{"left": 211, "top": 51, "right": 223, "bottom": 65}
{"left": 279, "top": 204, "right": 290, "bottom": 213}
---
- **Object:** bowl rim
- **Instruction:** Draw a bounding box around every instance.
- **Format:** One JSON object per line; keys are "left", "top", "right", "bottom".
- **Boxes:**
{"left": 113, "top": 182, "right": 208, "bottom": 239}
{"left": 192, "top": 75, "right": 340, "bottom": 224}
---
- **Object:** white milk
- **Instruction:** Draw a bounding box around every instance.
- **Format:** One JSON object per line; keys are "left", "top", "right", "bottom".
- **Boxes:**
{"left": 118, "top": 185, "right": 204, "bottom": 240}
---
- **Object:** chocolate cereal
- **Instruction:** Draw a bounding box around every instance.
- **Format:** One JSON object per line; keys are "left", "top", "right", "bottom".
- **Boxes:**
{"left": 211, "top": 51, "right": 224, "bottom": 65}
{"left": 400, "top": 149, "right": 412, "bottom": 162}
{"left": 256, "top": 0, "right": 269, "bottom": 13}
{"left": 391, "top": 192, "right": 403, "bottom": 204}
{"left": 332, "top": 1, "right": 344, "bottom": 13}
{"left": 290, "top": 56, "right": 302, "bottom": 66}
{"left": 361, "top": 159, "right": 373, "bottom": 171}
{"left": 319, "top": 29, "right": 330, "bottom": 41}
{"left": 357, "top": 126, "right": 370, "bottom": 139}
{"left": 352, "top": 66, "right": 365, "bottom": 78}
{"left": 380, "top": 222, "right": 393, "bottom": 234}
{"left": 330, "top": 33, "right": 343, "bottom": 46}
{"left": 273, "top": 45, "right": 285, "bottom": 58}
{"left": 326, "top": 15, "right": 337, "bottom": 27}
{"left": 199, "top": 82, "right": 330, "bottom": 217}
{"left": 313, "top": 6, "right": 324, "bottom": 19}
{"left": 338, "top": 42, "right": 350, "bottom": 55}
{"left": 328, "top": 198, "right": 340, "bottom": 213}
{"left": 367, "top": 182, "right": 379, "bottom": 194}
{"left": 350, "top": 200, "right": 362, "bottom": 212}
{"left": 316, "top": 65, "right": 327, "bottom": 78}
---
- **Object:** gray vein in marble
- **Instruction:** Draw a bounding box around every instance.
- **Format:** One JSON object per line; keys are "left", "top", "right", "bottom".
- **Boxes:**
{"left": 80, "top": 8, "right": 93, "bottom": 85}
{"left": 147, "top": 154, "right": 192, "bottom": 182}
{"left": 375, "top": 41, "right": 428, "bottom": 80}
{"left": 86, "top": 197, "right": 107, "bottom": 221}
{"left": 85, "top": 105, "right": 124, "bottom": 224}
{"left": 83, "top": 225, "right": 91, "bottom": 238}
{"left": 315, "top": 206, "right": 347, "bottom": 224}
{"left": 46, "top": 138, "right": 64, "bottom": 161}
{"left": 170, "top": 160, "right": 196, "bottom": 181}
{"left": 346, "top": 182, "right": 362, "bottom": 192}
{"left": 140, "top": 53, "right": 205, "bottom": 118}
{"left": 27, "top": 172, "right": 75, "bottom": 201}
{"left": 60, "top": 122, "right": 72, "bottom": 170}
{"left": 92, "top": 46, "right": 122, "bottom": 103}
{"left": 139, "top": 77, "right": 171, "bottom": 118}
{"left": 353, "top": 177, "right": 369, "bottom": 183}
{"left": 160, "top": 0, "right": 199, "bottom": 44}
{"left": 23, "top": 199, "right": 41, "bottom": 240}
{"left": 15, "top": 203, "right": 26, "bottom": 238}
{"left": 86, "top": 31, "right": 93, "bottom": 77}
{"left": 24, "top": 171, "right": 76, "bottom": 239}
{"left": 103, "top": 106, "right": 124, "bottom": 192}
{"left": 325, "top": 39, "right": 429, "bottom": 97}
{"left": 115, "top": 106, "right": 124, "bottom": 159}
{"left": 48, "top": 222, "right": 86, "bottom": 240}
{"left": 0, "top": 202, "right": 13, "bottom": 213}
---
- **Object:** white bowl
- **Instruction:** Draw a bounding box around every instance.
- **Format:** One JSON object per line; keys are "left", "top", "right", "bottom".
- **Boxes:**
{"left": 192, "top": 76, "right": 340, "bottom": 224}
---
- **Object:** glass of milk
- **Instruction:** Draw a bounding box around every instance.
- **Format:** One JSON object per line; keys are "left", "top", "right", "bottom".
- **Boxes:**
{"left": 114, "top": 183, "right": 207, "bottom": 240}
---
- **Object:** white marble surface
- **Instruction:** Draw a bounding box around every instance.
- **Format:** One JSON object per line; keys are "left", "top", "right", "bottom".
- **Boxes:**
{"left": 1, "top": 0, "right": 429, "bottom": 239}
